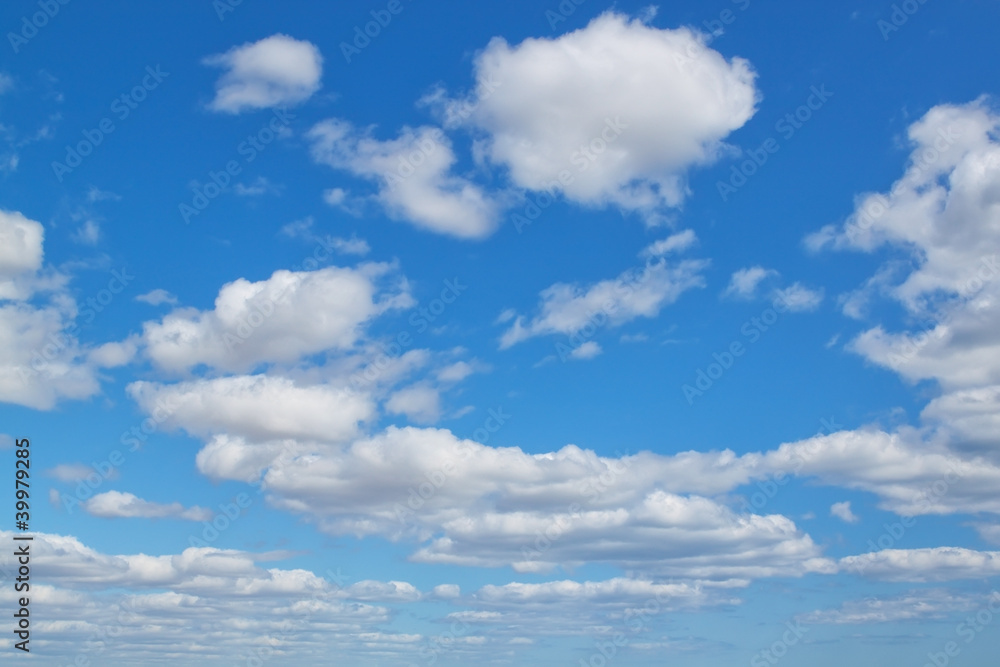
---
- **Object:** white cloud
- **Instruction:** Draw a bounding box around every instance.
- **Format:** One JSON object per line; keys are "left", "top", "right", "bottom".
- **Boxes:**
{"left": 183, "top": 425, "right": 832, "bottom": 579}
{"left": 86, "top": 186, "right": 120, "bottom": 202}
{"left": 806, "top": 100, "right": 1000, "bottom": 393}
{"left": 442, "top": 12, "right": 757, "bottom": 218}
{"left": 140, "top": 264, "right": 413, "bottom": 373}
{"left": 569, "top": 341, "right": 602, "bottom": 360}
{"left": 840, "top": 547, "right": 1000, "bottom": 581}
{"left": 47, "top": 463, "right": 115, "bottom": 483}
{"left": 329, "top": 235, "right": 370, "bottom": 256}
{"left": 135, "top": 289, "right": 178, "bottom": 306}
{"left": 0, "top": 210, "right": 124, "bottom": 409}
{"left": 70, "top": 219, "right": 100, "bottom": 245}
{"left": 722, "top": 266, "right": 777, "bottom": 300}
{"left": 0, "top": 530, "right": 439, "bottom": 663}
{"left": 801, "top": 589, "right": 982, "bottom": 624}
{"left": 83, "top": 491, "right": 213, "bottom": 521}
{"left": 921, "top": 385, "right": 1000, "bottom": 449}
{"left": 0, "top": 209, "right": 44, "bottom": 280}
{"left": 474, "top": 577, "right": 737, "bottom": 610}
{"left": 763, "top": 427, "right": 1000, "bottom": 516}
{"left": 640, "top": 230, "right": 697, "bottom": 258}
{"left": 344, "top": 580, "right": 423, "bottom": 602}
{"left": 773, "top": 282, "right": 824, "bottom": 312}
{"left": 830, "top": 501, "right": 859, "bottom": 523}
{"left": 385, "top": 383, "right": 442, "bottom": 424}
{"left": 500, "top": 258, "right": 707, "bottom": 348}
{"left": 308, "top": 120, "right": 499, "bottom": 239}
{"left": 234, "top": 176, "right": 281, "bottom": 196}
{"left": 127, "top": 375, "right": 375, "bottom": 444}
{"left": 436, "top": 361, "right": 476, "bottom": 383}
{"left": 205, "top": 34, "right": 323, "bottom": 113}
{"left": 432, "top": 584, "right": 461, "bottom": 599}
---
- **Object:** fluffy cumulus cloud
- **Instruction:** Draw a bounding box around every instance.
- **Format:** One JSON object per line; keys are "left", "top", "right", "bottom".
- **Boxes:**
{"left": 840, "top": 548, "right": 1000, "bottom": 582}
{"left": 140, "top": 263, "right": 413, "bottom": 374}
{"left": 807, "top": 100, "right": 1000, "bottom": 388}
{"left": 308, "top": 120, "right": 499, "bottom": 239}
{"left": 184, "top": 425, "right": 833, "bottom": 579}
{"left": 499, "top": 257, "right": 708, "bottom": 348}
{"left": 0, "top": 530, "right": 439, "bottom": 664}
{"left": 127, "top": 375, "right": 375, "bottom": 444}
{"left": 0, "top": 210, "right": 128, "bottom": 409}
{"left": 444, "top": 12, "right": 758, "bottom": 218}
{"left": 204, "top": 34, "right": 323, "bottom": 113}
{"left": 763, "top": 427, "right": 1000, "bottom": 516}
{"left": 83, "top": 491, "right": 213, "bottom": 521}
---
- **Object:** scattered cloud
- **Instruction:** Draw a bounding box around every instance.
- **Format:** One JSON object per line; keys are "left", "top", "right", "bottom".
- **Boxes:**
{"left": 723, "top": 266, "right": 778, "bottom": 300}
{"left": 500, "top": 258, "right": 707, "bottom": 348}
{"left": 135, "top": 289, "right": 178, "bottom": 306}
{"left": 205, "top": 34, "right": 323, "bottom": 113}
{"left": 83, "top": 491, "right": 214, "bottom": 521}
{"left": 830, "top": 501, "right": 859, "bottom": 523}
{"left": 308, "top": 120, "right": 499, "bottom": 239}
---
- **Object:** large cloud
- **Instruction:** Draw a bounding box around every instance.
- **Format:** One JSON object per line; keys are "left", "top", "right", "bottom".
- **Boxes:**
{"left": 807, "top": 99, "right": 1000, "bottom": 390}
{"left": 140, "top": 263, "right": 413, "bottom": 374}
{"left": 805, "top": 99, "right": 1000, "bottom": 463}
{"left": 444, "top": 11, "right": 758, "bottom": 217}
{"left": 191, "top": 425, "right": 832, "bottom": 579}
{"left": 127, "top": 375, "right": 375, "bottom": 444}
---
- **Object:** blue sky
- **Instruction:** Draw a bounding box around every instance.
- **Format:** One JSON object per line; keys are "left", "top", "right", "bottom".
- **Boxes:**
{"left": 1, "top": 0, "right": 1000, "bottom": 664}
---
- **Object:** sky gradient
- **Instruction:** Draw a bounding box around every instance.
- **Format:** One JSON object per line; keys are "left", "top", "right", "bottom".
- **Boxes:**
{"left": 1, "top": 0, "right": 1000, "bottom": 665}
